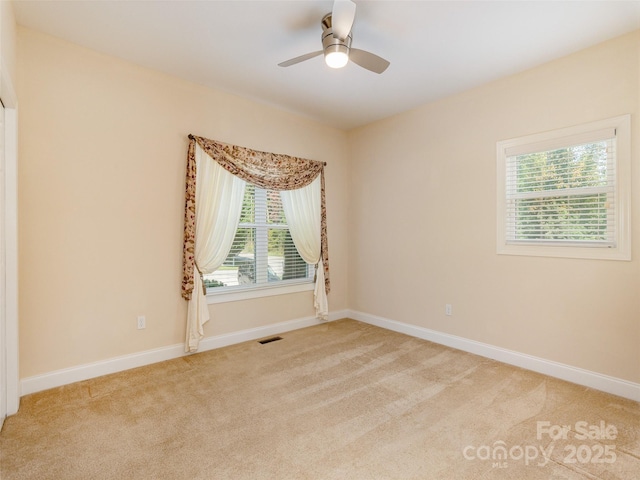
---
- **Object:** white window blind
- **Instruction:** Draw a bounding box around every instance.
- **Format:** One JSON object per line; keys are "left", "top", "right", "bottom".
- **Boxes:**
{"left": 505, "top": 130, "right": 616, "bottom": 247}
{"left": 204, "top": 184, "right": 312, "bottom": 290}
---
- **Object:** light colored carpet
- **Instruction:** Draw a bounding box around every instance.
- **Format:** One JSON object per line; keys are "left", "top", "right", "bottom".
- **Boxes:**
{"left": 1, "top": 319, "right": 638, "bottom": 479}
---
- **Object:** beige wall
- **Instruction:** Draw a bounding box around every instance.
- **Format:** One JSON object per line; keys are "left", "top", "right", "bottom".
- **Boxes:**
{"left": 17, "top": 27, "right": 349, "bottom": 378}
{"left": 0, "top": 0, "right": 16, "bottom": 85}
{"left": 348, "top": 31, "right": 640, "bottom": 383}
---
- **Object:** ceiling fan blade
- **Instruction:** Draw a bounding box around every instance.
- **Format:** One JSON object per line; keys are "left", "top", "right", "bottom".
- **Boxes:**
{"left": 349, "top": 48, "right": 390, "bottom": 74}
{"left": 278, "top": 50, "right": 323, "bottom": 67}
{"left": 332, "top": 0, "right": 356, "bottom": 40}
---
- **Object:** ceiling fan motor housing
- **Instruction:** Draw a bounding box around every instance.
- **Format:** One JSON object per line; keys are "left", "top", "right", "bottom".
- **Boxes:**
{"left": 321, "top": 13, "right": 352, "bottom": 57}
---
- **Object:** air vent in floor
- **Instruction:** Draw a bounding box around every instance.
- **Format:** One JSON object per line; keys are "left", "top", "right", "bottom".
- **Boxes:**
{"left": 258, "top": 336, "right": 283, "bottom": 345}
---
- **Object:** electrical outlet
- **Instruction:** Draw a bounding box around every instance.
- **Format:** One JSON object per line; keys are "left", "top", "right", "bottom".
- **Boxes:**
{"left": 137, "top": 315, "right": 146, "bottom": 330}
{"left": 445, "top": 304, "right": 452, "bottom": 316}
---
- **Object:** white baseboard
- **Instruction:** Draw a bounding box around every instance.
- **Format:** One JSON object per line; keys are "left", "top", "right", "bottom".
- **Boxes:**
{"left": 20, "top": 310, "right": 349, "bottom": 396}
{"left": 349, "top": 310, "right": 640, "bottom": 402}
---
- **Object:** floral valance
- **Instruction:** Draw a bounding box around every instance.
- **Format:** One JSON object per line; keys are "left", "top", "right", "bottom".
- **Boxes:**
{"left": 182, "top": 135, "right": 330, "bottom": 301}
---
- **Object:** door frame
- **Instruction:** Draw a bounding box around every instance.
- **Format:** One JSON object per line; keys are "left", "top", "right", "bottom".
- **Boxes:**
{"left": 1, "top": 55, "right": 19, "bottom": 425}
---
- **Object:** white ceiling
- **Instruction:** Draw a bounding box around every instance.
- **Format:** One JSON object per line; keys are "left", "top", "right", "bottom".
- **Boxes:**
{"left": 12, "top": 0, "right": 640, "bottom": 130}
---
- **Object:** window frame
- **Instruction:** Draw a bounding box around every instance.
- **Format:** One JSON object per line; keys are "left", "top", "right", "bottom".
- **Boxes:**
{"left": 496, "top": 115, "right": 631, "bottom": 261}
{"left": 206, "top": 185, "right": 314, "bottom": 304}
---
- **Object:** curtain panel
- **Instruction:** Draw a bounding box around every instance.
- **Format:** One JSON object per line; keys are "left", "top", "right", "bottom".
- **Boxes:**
{"left": 181, "top": 135, "right": 330, "bottom": 348}
{"left": 280, "top": 177, "right": 328, "bottom": 319}
{"left": 185, "top": 146, "right": 247, "bottom": 351}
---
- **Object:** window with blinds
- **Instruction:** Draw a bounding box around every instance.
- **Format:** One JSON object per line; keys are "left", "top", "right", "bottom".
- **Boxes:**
{"left": 203, "top": 184, "right": 312, "bottom": 291}
{"left": 497, "top": 115, "right": 631, "bottom": 260}
{"left": 506, "top": 131, "right": 615, "bottom": 246}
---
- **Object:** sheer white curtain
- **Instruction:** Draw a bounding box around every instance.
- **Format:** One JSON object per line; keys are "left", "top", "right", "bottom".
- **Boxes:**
{"left": 280, "top": 176, "right": 328, "bottom": 319}
{"left": 186, "top": 145, "right": 246, "bottom": 352}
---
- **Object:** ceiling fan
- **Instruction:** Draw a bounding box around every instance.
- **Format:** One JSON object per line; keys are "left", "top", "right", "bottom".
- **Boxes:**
{"left": 278, "top": 0, "right": 390, "bottom": 74}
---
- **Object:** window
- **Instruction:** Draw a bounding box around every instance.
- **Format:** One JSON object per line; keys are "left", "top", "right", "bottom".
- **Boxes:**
{"left": 203, "top": 184, "right": 313, "bottom": 299}
{"left": 497, "top": 115, "right": 631, "bottom": 260}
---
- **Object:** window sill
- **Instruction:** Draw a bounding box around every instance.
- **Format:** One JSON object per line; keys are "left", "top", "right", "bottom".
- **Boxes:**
{"left": 206, "top": 281, "right": 314, "bottom": 304}
{"left": 497, "top": 243, "right": 630, "bottom": 261}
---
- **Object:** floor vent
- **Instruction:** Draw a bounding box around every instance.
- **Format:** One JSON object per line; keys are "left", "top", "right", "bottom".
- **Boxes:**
{"left": 258, "top": 336, "right": 283, "bottom": 345}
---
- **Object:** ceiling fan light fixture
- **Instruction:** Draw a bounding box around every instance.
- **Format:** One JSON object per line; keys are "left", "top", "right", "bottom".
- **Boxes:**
{"left": 325, "top": 48, "right": 349, "bottom": 69}
{"left": 323, "top": 32, "right": 350, "bottom": 69}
